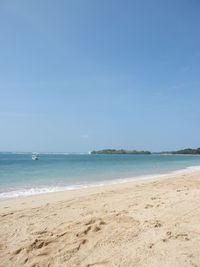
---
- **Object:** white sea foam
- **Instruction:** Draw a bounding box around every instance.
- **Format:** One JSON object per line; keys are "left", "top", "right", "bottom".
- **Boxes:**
{"left": 1, "top": 164, "right": 200, "bottom": 200}
{"left": 0, "top": 185, "right": 88, "bottom": 199}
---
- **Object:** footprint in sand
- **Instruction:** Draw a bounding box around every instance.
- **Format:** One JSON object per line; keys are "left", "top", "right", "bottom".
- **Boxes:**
{"left": 145, "top": 204, "right": 154, "bottom": 209}
{"left": 154, "top": 220, "right": 162, "bottom": 228}
{"left": 28, "top": 238, "right": 54, "bottom": 251}
{"left": 85, "top": 219, "right": 96, "bottom": 226}
{"left": 162, "top": 231, "right": 190, "bottom": 242}
{"left": 1, "top": 212, "right": 14, "bottom": 217}
{"left": 76, "top": 226, "right": 92, "bottom": 237}
{"left": 13, "top": 247, "right": 23, "bottom": 255}
{"left": 93, "top": 226, "right": 101, "bottom": 232}
{"left": 144, "top": 220, "right": 162, "bottom": 228}
{"left": 175, "top": 233, "right": 190, "bottom": 241}
{"left": 86, "top": 218, "right": 106, "bottom": 227}
{"left": 23, "top": 258, "right": 28, "bottom": 264}
{"left": 77, "top": 218, "right": 106, "bottom": 238}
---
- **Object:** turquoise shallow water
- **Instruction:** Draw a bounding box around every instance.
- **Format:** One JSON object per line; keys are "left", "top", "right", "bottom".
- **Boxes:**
{"left": 0, "top": 153, "right": 200, "bottom": 199}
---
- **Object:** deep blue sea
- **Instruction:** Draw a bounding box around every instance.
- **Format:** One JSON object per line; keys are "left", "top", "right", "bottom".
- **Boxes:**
{"left": 0, "top": 153, "right": 200, "bottom": 199}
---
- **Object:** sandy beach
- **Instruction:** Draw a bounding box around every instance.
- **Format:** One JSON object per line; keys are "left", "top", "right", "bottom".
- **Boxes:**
{"left": 1, "top": 170, "right": 200, "bottom": 267}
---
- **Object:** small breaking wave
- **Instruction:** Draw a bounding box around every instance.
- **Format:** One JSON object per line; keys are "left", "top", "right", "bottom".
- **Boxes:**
{"left": 0, "top": 185, "right": 89, "bottom": 199}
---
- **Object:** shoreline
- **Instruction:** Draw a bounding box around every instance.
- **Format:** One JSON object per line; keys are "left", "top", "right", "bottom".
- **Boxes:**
{"left": 1, "top": 166, "right": 200, "bottom": 209}
{"left": 1, "top": 164, "right": 200, "bottom": 201}
{"left": 1, "top": 169, "right": 200, "bottom": 266}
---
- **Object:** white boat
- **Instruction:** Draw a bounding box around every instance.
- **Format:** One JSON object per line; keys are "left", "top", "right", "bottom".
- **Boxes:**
{"left": 32, "top": 153, "right": 40, "bottom": 160}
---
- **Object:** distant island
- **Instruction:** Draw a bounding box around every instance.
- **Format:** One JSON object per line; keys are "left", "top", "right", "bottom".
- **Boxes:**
{"left": 90, "top": 147, "right": 200, "bottom": 155}
{"left": 166, "top": 148, "right": 200, "bottom": 155}
{"left": 91, "top": 149, "right": 151, "bottom": 155}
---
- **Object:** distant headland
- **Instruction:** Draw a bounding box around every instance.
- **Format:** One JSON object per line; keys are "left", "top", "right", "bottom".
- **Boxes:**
{"left": 91, "top": 149, "right": 151, "bottom": 155}
{"left": 90, "top": 148, "right": 200, "bottom": 155}
{"left": 163, "top": 148, "right": 200, "bottom": 155}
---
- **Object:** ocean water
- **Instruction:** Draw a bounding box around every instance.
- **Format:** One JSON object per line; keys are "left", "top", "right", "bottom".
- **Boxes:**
{"left": 0, "top": 153, "right": 200, "bottom": 199}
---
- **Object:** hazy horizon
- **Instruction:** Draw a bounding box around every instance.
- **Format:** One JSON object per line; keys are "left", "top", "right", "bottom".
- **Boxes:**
{"left": 0, "top": 147, "right": 200, "bottom": 154}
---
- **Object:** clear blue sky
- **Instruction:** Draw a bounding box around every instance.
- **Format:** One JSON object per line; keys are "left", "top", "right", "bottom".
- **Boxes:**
{"left": 0, "top": 0, "right": 200, "bottom": 152}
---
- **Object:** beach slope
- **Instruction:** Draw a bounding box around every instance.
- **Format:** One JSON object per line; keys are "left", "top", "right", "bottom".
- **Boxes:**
{"left": 1, "top": 171, "right": 200, "bottom": 267}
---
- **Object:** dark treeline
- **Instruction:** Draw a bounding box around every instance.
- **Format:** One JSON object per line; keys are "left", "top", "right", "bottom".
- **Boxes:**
{"left": 91, "top": 149, "right": 151, "bottom": 155}
{"left": 171, "top": 148, "right": 200, "bottom": 155}
{"left": 91, "top": 148, "right": 200, "bottom": 155}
